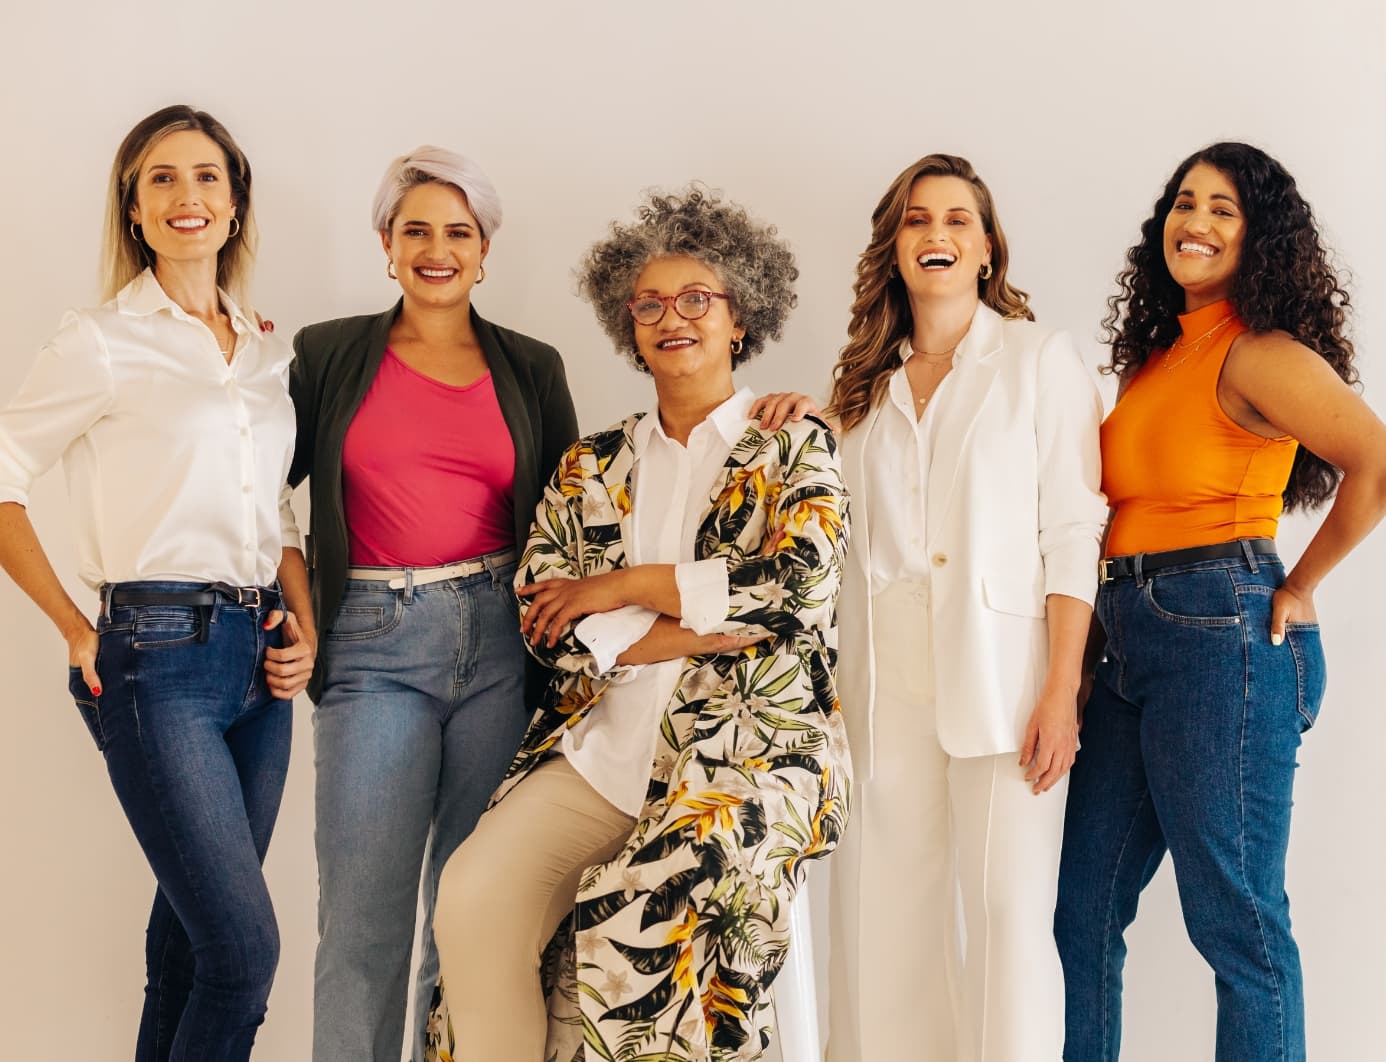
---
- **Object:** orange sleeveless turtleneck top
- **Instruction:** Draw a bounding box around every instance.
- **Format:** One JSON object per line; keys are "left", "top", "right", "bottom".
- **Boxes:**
{"left": 1101, "top": 299, "right": 1299, "bottom": 557}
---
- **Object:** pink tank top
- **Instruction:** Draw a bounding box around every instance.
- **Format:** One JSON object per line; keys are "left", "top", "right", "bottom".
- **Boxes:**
{"left": 343, "top": 348, "right": 516, "bottom": 567}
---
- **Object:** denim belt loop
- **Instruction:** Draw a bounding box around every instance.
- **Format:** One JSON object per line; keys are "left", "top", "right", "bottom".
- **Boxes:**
{"left": 1133, "top": 552, "right": 1146, "bottom": 587}
{"left": 1239, "top": 538, "right": 1261, "bottom": 573}
{"left": 482, "top": 550, "right": 504, "bottom": 590}
{"left": 402, "top": 567, "right": 415, "bottom": 605}
{"left": 99, "top": 582, "right": 114, "bottom": 620}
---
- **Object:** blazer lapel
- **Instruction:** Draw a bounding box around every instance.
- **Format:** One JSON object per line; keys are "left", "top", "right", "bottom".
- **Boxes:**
{"left": 474, "top": 309, "right": 536, "bottom": 550}
{"left": 844, "top": 400, "right": 885, "bottom": 578}
{"left": 926, "top": 305, "right": 1004, "bottom": 544}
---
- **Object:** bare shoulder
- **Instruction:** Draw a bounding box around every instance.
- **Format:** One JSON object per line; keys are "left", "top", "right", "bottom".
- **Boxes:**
{"left": 1225, "top": 328, "right": 1333, "bottom": 378}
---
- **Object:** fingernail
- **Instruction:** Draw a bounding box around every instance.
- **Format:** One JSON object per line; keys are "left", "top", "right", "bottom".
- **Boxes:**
{"left": 91, "top": 686, "right": 102, "bottom": 696}
{"left": 1270, "top": 633, "right": 1283, "bottom": 646}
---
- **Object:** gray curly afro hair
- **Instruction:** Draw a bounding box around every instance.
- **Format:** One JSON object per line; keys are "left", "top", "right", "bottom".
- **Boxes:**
{"left": 577, "top": 184, "right": 799, "bottom": 372}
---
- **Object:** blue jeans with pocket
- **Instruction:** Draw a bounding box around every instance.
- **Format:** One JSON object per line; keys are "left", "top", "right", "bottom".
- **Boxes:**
{"left": 311, "top": 553, "right": 530, "bottom": 1062}
{"left": 1055, "top": 548, "right": 1326, "bottom": 1061}
{"left": 71, "top": 583, "right": 291, "bottom": 1062}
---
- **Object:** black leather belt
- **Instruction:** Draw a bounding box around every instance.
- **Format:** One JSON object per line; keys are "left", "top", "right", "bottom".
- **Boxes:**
{"left": 106, "top": 583, "right": 280, "bottom": 610}
{"left": 1099, "top": 538, "right": 1276, "bottom": 584}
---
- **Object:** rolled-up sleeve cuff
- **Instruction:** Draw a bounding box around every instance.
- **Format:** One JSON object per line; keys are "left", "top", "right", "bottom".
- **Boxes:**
{"left": 576, "top": 605, "right": 659, "bottom": 673}
{"left": 278, "top": 483, "right": 302, "bottom": 549}
{"left": 1043, "top": 548, "right": 1101, "bottom": 606}
{"left": 676, "top": 557, "right": 729, "bottom": 635}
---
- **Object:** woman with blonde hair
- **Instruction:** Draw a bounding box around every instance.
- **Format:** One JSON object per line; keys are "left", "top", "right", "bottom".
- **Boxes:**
{"left": 826, "top": 153, "right": 1106, "bottom": 1060}
{"left": 0, "top": 104, "right": 313, "bottom": 1060}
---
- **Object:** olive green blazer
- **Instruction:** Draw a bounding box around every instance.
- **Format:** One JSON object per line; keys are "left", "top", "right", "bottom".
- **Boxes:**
{"left": 288, "top": 301, "right": 578, "bottom": 702}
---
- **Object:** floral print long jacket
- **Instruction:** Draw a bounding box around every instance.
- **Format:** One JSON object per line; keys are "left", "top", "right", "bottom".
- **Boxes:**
{"left": 426, "top": 411, "right": 851, "bottom": 1062}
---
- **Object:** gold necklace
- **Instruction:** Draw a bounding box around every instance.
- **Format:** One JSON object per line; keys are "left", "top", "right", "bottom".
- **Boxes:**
{"left": 909, "top": 342, "right": 958, "bottom": 360}
{"left": 1163, "top": 312, "right": 1235, "bottom": 373}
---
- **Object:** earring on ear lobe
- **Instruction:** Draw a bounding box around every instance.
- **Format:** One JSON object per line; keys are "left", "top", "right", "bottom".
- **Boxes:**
{"left": 633, "top": 352, "right": 648, "bottom": 370}
{"left": 979, "top": 262, "right": 994, "bottom": 280}
{"left": 730, "top": 337, "right": 744, "bottom": 356}
{"left": 130, "top": 222, "right": 143, "bottom": 244}
{"left": 227, "top": 217, "right": 241, "bottom": 239}
{"left": 475, "top": 265, "right": 486, "bottom": 285}
{"left": 386, "top": 258, "right": 398, "bottom": 280}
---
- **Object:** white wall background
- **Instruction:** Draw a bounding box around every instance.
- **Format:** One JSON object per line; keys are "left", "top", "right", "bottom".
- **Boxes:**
{"left": 1, "top": 2, "right": 1381, "bottom": 1059}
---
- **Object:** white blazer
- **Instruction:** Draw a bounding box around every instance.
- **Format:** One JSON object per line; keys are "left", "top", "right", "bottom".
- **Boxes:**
{"left": 837, "top": 304, "right": 1106, "bottom": 774}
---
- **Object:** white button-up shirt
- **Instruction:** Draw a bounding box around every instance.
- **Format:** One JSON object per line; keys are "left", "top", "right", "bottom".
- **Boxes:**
{"left": 863, "top": 338, "right": 957, "bottom": 595}
{"left": 563, "top": 388, "right": 750, "bottom": 816}
{"left": 0, "top": 270, "right": 299, "bottom": 589}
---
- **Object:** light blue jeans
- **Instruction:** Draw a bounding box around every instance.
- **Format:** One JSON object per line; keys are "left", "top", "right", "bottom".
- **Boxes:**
{"left": 311, "top": 552, "right": 529, "bottom": 1062}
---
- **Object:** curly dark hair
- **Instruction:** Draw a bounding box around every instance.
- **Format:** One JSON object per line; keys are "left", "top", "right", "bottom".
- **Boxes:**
{"left": 1105, "top": 141, "right": 1358, "bottom": 512}
{"left": 577, "top": 184, "right": 798, "bottom": 372}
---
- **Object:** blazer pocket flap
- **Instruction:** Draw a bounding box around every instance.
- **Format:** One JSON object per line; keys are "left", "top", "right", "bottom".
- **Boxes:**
{"left": 982, "top": 575, "right": 1046, "bottom": 619}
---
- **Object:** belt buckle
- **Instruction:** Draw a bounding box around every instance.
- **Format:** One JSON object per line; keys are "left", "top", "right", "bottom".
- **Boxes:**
{"left": 1099, "top": 558, "right": 1115, "bottom": 584}
{"left": 239, "top": 587, "right": 262, "bottom": 608}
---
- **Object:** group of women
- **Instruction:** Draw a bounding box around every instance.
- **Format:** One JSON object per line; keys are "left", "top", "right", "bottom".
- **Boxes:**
{"left": 0, "top": 103, "right": 1382, "bottom": 1062}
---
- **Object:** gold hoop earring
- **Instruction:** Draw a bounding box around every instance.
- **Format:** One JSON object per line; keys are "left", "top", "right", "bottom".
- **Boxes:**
{"left": 730, "top": 337, "right": 744, "bottom": 356}
{"left": 475, "top": 265, "right": 486, "bottom": 285}
{"left": 227, "top": 217, "right": 241, "bottom": 239}
{"left": 979, "top": 262, "right": 994, "bottom": 280}
{"left": 386, "top": 258, "right": 398, "bottom": 280}
{"left": 130, "top": 222, "right": 142, "bottom": 244}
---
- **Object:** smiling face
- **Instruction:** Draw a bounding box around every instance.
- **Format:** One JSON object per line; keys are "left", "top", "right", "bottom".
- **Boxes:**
{"left": 893, "top": 175, "right": 992, "bottom": 305}
{"left": 1163, "top": 162, "right": 1245, "bottom": 309}
{"left": 631, "top": 256, "right": 745, "bottom": 383}
{"left": 381, "top": 181, "right": 490, "bottom": 309}
{"left": 127, "top": 129, "right": 236, "bottom": 269}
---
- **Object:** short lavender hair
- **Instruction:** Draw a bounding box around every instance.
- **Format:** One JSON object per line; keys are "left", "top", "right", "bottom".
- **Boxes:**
{"left": 369, "top": 145, "right": 503, "bottom": 237}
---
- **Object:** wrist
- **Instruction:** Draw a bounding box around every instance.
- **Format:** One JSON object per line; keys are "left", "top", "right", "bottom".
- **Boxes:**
{"left": 57, "top": 609, "right": 94, "bottom": 645}
{"left": 1281, "top": 571, "right": 1319, "bottom": 598}
{"left": 1041, "top": 672, "right": 1082, "bottom": 700}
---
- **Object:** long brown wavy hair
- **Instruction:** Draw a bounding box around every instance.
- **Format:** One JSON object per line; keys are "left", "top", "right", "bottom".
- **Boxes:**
{"left": 828, "top": 154, "right": 1032, "bottom": 432}
{"left": 1105, "top": 141, "right": 1357, "bottom": 512}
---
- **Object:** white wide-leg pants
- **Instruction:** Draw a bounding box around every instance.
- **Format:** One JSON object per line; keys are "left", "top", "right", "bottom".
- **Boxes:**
{"left": 828, "top": 581, "right": 1067, "bottom": 1061}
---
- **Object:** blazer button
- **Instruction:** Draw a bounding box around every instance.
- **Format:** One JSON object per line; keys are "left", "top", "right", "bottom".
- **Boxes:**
{"left": 931, "top": 552, "right": 948, "bottom": 567}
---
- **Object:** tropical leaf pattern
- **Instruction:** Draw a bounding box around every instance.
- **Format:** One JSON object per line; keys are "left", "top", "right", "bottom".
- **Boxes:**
{"left": 423, "top": 413, "right": 852, "bottom": 1062}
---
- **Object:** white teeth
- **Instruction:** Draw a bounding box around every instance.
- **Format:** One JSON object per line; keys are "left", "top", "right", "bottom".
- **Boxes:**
{"left": 169, "top": 218, "right": 208, "bottom": 230}
{"left": 1179, "top": 241, "right": 1215, "bottom": 256}
{"left": 418, "top": 268, "right": 456, "bottom": 277}
{"left": 918, "top": 251, "right": 957, "bottom": 268}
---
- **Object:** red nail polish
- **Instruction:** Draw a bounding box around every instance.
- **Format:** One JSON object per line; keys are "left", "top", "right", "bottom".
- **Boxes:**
{"left": 91, "top": 686, "right": 102, "bottom": 696}
{"left": 263, "top": 619, "right": 273, "bottom": 629}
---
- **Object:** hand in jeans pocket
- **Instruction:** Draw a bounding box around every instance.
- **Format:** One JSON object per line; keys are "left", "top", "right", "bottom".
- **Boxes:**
{"left": 67, "top": 665, "right": 106, "bottom": 751}
{"left": 66, "top": 623, "right": 101, "bottom": 695}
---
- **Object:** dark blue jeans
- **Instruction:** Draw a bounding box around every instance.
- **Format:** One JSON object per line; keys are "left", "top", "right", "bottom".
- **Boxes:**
{"left": 1055, "top": 549, "right": 1326, "bottom": 1061}
{"left": 70, "top": 583, "right": 291, "bottom": 1062}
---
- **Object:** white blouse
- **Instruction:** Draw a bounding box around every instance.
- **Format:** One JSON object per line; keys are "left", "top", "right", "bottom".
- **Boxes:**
{"left": 862, "top": 338, "right": 957, "bottom": 595}
{"left": 564, "top": 388, "right": 751, "bottom": 816}
{"left": 0, "top": 270, "right": 299, "bottom": 590}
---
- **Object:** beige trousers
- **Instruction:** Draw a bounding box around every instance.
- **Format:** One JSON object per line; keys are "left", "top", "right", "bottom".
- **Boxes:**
{"left": 433, "top": 755, "right": 635, "bottom": 1062}
{"left": 827, "top": 581, "right": 1068, "bottom": 1062}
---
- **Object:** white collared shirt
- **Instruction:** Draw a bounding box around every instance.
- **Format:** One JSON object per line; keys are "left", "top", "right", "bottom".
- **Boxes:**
{"left": 0, "top": 270, "right": 299, "bottom": 589}
{"left": 563, "top": 388, "right": 751, "bottom": 816}
{"left": 862, "top": 337, "right": 958, "bottom": 595}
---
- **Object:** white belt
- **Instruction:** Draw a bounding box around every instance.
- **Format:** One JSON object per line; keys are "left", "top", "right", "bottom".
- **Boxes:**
{"left": 346, "top": 549, "right": 517, "bottom": 591}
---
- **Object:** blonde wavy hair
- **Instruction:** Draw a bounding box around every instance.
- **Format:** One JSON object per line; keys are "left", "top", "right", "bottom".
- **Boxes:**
{"left": 102, "top": 105, "right": 257, "bottom": 302}
{"left": 827, "top": 154, "right": 1032, "bottom": 432}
